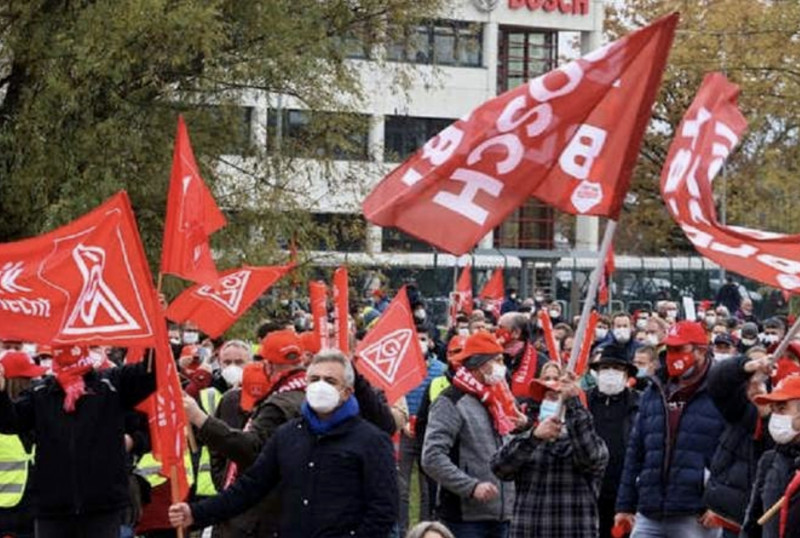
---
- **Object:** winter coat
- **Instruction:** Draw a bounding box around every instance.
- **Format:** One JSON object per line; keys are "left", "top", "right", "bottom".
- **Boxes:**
{"left": 587, "top": 387, "right": 639, "bottom": 500}
{"left": 405, "top": 356, "right": 446, "bottom": 417}
{"left": 492, "top": 396, "right": 609, "bottom": 538}
{"left": 0, "top": 362, "right": 155, "bottom": 517}
{"left": 704, "top": 356, "right": 772, "bottom": 525}
{"left": 191, "top": 413, "right": 398, "bottom": 537}
{"left": 421, "top": 385, "right": 515, "bottom": 523}
{"left": 741, "top": 444, "right": 800, "bottom": 538}
{"left": 615, "top": 363, "right": 725, "bottom": 518}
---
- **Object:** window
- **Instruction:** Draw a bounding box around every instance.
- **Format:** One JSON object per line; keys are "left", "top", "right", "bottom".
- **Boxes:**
{"left": 494, "top": 199, "right": 554, "bottom": 250}
{"left": 497, "top": 28, "right": 557, "bottom": 92}
{"left": 266, "top": 109, "right": 370, "bottom": 161}
{"left": 387, "top": 20, "right": 482, "bottom": 67}
{"left": 311, "top": 213, "right": 366, "bottom": 252}
{"left": 183, "top": 105, "right": 254, "bottom": 155}
{"left": 382, "top": 227, "right": 434, "bottom": 253}
{"left": 384, "top": 116, "right": 455, "bottom": 162}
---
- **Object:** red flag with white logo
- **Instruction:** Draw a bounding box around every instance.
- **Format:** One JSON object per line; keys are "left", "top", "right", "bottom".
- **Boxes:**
{"left": 354, "top": 286, "right": 426, "bottom": 404}
{"left": 309, "top": 281, "right": 330, "bottom": 351}
{"left": 332, "top": 267, "right": 350, "bottom": 355}
{"left": 161, "top": 115, "right": 227, "bottom": 287}
{"left": 362, "top": 14, "right": 678, "bottom": 255}
{"left": 479, "top": 269, "right": 504, "bottom": 319}
{"left": 165, "top": 264, "right": 295, "bottom": 338}
{"left": 660, "top": 73, "right": 800, "bottom": 292}
{"left": 455, "top": 264, "right": 473, "bottom": 315}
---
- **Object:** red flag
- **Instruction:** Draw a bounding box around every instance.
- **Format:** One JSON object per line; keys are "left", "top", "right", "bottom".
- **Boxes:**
{"left": 538, "top": 310, "right": 561, "bottom": 366}
{"left": 354, "top": 286, "right": 426, "bottom": 404}
{"left": 479, "top": 269, "right": 504, "bottom": 319}
{"left": 332, "top": 267, "right": 350, "bottom": 355}
{"left": 161, "top": 115, "right": 227, "bottom": 287}
{"left": 574, "top": 311, "right": 600, "bottom": 376}
{"left": 598, "top": 244, "right": 615, "bottom": 305}
{"left": 309, "top": 281, "right": 330, "bottom": 351}
{"left": 511, "top": 342, "right": 538, "bottom": 398}
{"left": 455, "top": 264, "right": 473, "bottom": 315}
{"left": 0, "top": 192, "right": 160, "bottom": 346}
{"left": 165, "top": 264, "right": 294, "bottom": 338}
{"left": 660, "top": 73, "right": 800, "bottom": 292}
{"left": 362, "top": 14, "right": 678, "bottom": 255}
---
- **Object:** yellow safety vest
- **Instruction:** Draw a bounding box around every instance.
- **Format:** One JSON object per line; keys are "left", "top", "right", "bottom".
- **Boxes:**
{"left": 195, "top": 388, "right": 222, "bottom": 496}
{"left": 428, "top": 376, "right": 450, "bottom": 403}
{"left": 136, "top": 452, "right": 194, "bottom": 489}
{"left": 0, "top": 434, "right": 31, "bottom": 508}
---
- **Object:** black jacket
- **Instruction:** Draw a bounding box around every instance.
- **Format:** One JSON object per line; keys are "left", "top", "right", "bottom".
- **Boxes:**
{"left": 587, "top": 387, "right": 639, "bottom": 499}
{"left": 191, "top": 413, "right": 398, "bottom": 537}
{"left": 0, "top": 362, "right": 155, "bottom": 517}
{"left": 705, "top": 356, "right": 772, "bottom": 525}
{"left": 741, "top": 444, "right": 800, "bottom": 538}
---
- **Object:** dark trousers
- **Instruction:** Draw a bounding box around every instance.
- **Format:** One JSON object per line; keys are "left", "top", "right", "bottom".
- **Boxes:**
{"left": 443, "top": 520, "right": 509, "bottom": 538}
{"left": 34, "top": 511, "right": 122, "bottom": 538}
{"left": 598, "top": 490, "right": 617, "bottom": 538}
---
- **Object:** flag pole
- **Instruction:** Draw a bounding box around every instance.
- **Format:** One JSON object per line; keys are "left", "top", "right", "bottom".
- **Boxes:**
{"left": 170, "top": 465, "right": 186, "bottom": 538}
{"left": 769, "top": 314, "right": 800, "bottom": 366}
{"left": 566, "top": 220, "right": 618, "bottom": 372}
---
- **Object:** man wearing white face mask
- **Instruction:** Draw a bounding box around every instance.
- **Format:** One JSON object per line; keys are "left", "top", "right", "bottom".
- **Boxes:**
{"left": 422, "top": 331, "right": 523, "bottom": 538}
{"left": 604, "top": 312, "right": 642, "bottom": 362}
{"left": 587, "top": 344, "right": 640, "bottom": 538}
{"left": 170, "top": 350, "right": 398, "bottom": 537}
{"left": 761, "top": 317, "right": 785, "bottom": 350}
{"left": 741, "top": 375, "right": 800, "bottom": 538}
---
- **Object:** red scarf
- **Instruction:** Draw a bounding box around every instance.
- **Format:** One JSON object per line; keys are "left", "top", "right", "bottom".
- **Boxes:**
{"left": 223, "top": 369, "right": 307, "bottom": 488}
{"left": 452, "top": 366, "right": 517, "bottom": 435}
{"left": 511, "top": 343, "right": 537, "bottom": 398}
{"left": 54, "top": 357, "right": 93, "bottom": 413}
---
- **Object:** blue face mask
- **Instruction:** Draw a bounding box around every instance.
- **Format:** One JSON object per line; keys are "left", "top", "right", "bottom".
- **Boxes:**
{"left": 636, "top": 367, "right": 649, "bottom": 379}
{"left": 538, "top": 399, "right": 560, "bottom": 422}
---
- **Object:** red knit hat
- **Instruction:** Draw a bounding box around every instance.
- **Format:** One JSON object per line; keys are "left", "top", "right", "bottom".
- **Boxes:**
{"left": 259, "top": 330, "right": 302, "bottom": 365}
{"left": 1, "top": 351, "right": 47, "bottom": 379}
{"left": 240, "top": 362, "right": 272, "bottom": 412}
{"left": 456, "top": 331, "right": 504, "bottom": 369}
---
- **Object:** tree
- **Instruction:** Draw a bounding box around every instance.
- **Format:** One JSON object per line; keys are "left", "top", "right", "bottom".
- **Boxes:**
{"left": 604, "top": 0, "right": 800, "bottom": 255}
{"left": 0, "top": 0, "right": 443, "bottom": 289}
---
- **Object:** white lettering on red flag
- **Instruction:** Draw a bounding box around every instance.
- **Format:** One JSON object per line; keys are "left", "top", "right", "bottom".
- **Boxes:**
{"left": 359, "top": 328, "right": 413, "bottom": 385}
{"left": 195, "top": 270, "right": 252, "bottom": 314}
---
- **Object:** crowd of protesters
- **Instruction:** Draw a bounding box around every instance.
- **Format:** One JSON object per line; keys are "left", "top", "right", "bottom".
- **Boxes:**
{"left": 1, "top": 279, "right": 800, "bottom": 538}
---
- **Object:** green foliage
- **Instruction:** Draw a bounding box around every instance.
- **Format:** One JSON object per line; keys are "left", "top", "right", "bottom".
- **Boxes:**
{"left": 606, "top": 0, "right": 800, "bottom": 254}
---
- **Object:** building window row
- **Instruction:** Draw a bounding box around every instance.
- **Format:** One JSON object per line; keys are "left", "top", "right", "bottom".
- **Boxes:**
{"left": 387, "top": 20, "right": 483, "bottom": 67}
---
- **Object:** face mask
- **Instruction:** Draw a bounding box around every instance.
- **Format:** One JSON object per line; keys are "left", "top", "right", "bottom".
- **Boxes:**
{"left": 89, "top": 351, "right": 106, "bottom": 369}
{"left": 483, "top": 364, "right": 507, "bottom": 386}
{"left": 713, "top": 353, "right": 732, "bottom": 363}
{"left": 169, "top": 336, "right": 182, "bottom": 346}
{"left": 306, "top": 381, "right": 342, "bottom": 414}
{"left": 666, "top": 309, "right": 678, "bottom": 319}
{"left": 40, "top": 359, "right": 52, "bottom": 372}
{"left": 548, "top": 309, "right": 560, "bottom": 319}
{"left": 636, "top": 319, "right": 648, "bottom": 330}
{"left": 414, "top": 310, "right": 426, "bottom": 321}
{"left": 741, "top": 337, "right": 756, "bottom": 347}
{"left": 636, "top": 367, "right": 650, "bottom": 379}
{"left": 538, "top": 399, "right": 560, "bottom": 422}
{"left": 704, "top": 315, "right": 717, "bottom": 328}
{"left": 495, "top": 327, "right": 513, "bottom": 344}
{"left": 597, "top": 369, "right": 627, "bottom": 396}
{"left": 762, "top": 334, "right": 779, "bottom": 345}
{"left": 221, "top": 365, "right": 243, "bottom": 387}
{"left": 769, "top": 413, "right": 800, "bottom": 445}
{"left": 510, "top": 293, "right": 517, "bottom": 300}
{"left": 183, "top": 331, "right": 199, "bottom": 345}
{"left": 22, "top": 343, "right": 36, "bottom": 356}
{"left": 419, "top": 341, "right": 429, "bottom": 355}
{"left": 613, "top": 328, "right": 631, "bottom": 344}
{"left": 646, "top": 334, "right": 660, "bottom": 346}
{"left": 595, "top": 327, "right": 608, "bottom": 341}
{"left": 666, "top": 349, "right": 695, "bottom": 378}
{"left": 458, "top": 328, "right": 470, "bottom": 336}
{"left": 534, "top": 295, "right": 544, "bottom": 303}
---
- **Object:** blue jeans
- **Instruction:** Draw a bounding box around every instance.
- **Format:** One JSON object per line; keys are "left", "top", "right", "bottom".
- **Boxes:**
{"left": 443, "top": 520, "right": 509, "bottom": 538}
{"left": 631, "top": 514, "right": 722, "bottom": 538}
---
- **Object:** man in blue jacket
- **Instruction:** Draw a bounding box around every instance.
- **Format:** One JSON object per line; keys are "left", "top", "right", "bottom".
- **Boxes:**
{"left": 168, "top": 350, "right": 398, "bottom": 538}
{"left": 615, "top": 321, "right": 726, "bottom": 538}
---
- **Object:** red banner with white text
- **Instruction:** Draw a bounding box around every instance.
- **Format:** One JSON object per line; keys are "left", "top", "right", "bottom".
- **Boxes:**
{"left": 309, "top": 281, "right": 330, "bottom": 351}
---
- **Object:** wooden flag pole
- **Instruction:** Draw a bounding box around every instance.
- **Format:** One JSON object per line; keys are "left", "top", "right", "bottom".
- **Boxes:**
{"left": 566, "top": 220, "right": 618, "bottom": 373}
{"left": 769, "top": 315, "right": 800, "bottom": 367}
{"left": 758, "top": 495, "right": 784, "bottom": 526}
{"left": 170, "top": 465, "right": 186, "bottom": 538}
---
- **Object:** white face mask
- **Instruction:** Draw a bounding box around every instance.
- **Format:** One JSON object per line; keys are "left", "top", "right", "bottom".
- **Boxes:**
{"left": 741, "top": 337, "right": 757, "bottom": 347}
{"left": 40, "top": 359, "right": 53, "bottom": 373}
{"left": 613, "top": 327, "right": 631, "bottom": 344}
{"left": 22, "top": 343, "right": 37, "bottom": 356}
{"left": 458, "top": 328, "right": 470, "bottom": 336}
{"left": 597, "top": 369, "right": 627, "bottom": 396}
{"left": 595, "top": 327, "right": 609, "bottom": 341}
{"left": 713, "top": 353, "right": 732, "bottom": 363}
{"left": 183, "top": 331, "right": 199, "bottom": 345}
{"left": 769, "top": 413, "right": 800, "bottom": 445}
{"left": 538, "top": 398, "right": 560, "bottom": 422}
{"left": 704, "top": 315, "right": 717, "bottom": 328}
{"left": 666, "top": 309, "right": 678, "bottom": 319}
{"left": 636, "top": 319, "right": 648, "bottom": 330}
{"left": 306, "top": 381, "right": 342, "bottom": 414}
{"left": 419, "top": 340, "right": 429, "bottom": 355}
{"left": 483, "top": 363, "right": 507, "bottom": 386}
{"left": 414, "top": 310, "right": 426, "bottom": 321}
{"left": 221, "top": 365, "right": 243, "bottom": 387}
{"left": 645, "top": 334, "right": 660, "bottom": 346}
{"left": 762, "top": 334, "right": 780, "bottom": 345}
{"left": 548, "top": 309, "right": 560, "bottom": 319}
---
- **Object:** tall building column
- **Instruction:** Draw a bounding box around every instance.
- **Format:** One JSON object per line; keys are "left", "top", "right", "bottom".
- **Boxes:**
{"left": 366, "top": 114, "right": 385, "bottom": 254}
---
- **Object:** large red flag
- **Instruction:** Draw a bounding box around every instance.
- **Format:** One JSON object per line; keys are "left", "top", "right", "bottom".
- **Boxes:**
{"left": 362, "top": 14, "right": 678, "bottom": 255}
{"left": 161, "top": 115, "right": 227, "bottom": 287}
{"left": 660, "top": 73, "right": 800, "bottom": 292}
{"left": 479, "top": 269, "right": 504, "bottom": 319}
{"left": 354, "top": 286, "right": 426, "bottom": 404}
{"left": 309, "top": 281, "right": 330, "bottom": 351}
{"left": 165, "top": 264, "right": 294, "bottom": 338}
{"left": 0, "top": 192, "right": 160, "bottom": 346}
{"left": 332, "top": 267, "right": 350, "bottom": 354}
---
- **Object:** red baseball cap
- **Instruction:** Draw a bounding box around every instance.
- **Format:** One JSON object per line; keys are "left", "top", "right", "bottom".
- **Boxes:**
{"left": 529, "top": 378, "right": 562, "bottom": 402}
{"left": 1, "top": 351, "right": 47, "bottom": 379}
{"left": 663, "top": 321, "right": 708, "bottom": 347}
{"left": 754, "top": 374, "right": 800, "bottom": 405}
{"left": 239, "top": 363, "right": 272, "bottom": 412}
{"left": 259, "top": 330, "right": 303, "bottom": 365}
